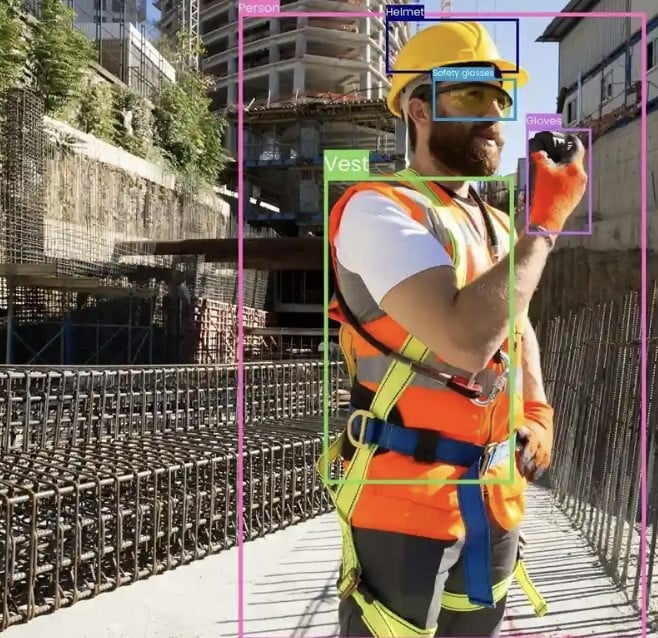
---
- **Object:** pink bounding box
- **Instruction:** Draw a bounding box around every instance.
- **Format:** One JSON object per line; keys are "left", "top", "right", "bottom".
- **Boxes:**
{"left": 236, "top": 9, "right": 650, "bottom": 638}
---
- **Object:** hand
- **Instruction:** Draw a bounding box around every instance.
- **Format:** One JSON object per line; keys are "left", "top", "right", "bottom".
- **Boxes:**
{"left": 516, "top": 401, "right": 554, "bottom": 481}
{"left": 529, "top": 135, "right": 588, "bottom": 232}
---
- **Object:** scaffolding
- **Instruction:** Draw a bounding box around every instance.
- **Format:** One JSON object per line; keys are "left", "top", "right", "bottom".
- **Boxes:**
{"left": 227, "top": 96, "right": 405, "bottom": 234}
{"left": 0, "top": 87, "right": 259, "bottom": 365}
{"left": 181, "top": 0, "right": 200, "bottom": 70}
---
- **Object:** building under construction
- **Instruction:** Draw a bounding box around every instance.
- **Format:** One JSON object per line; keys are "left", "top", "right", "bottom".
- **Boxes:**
{"left": 0, "top": 0, "right": 272, "bottom": 366}
{"left": 155, "top": 3, "right": 414, "bottom": 335}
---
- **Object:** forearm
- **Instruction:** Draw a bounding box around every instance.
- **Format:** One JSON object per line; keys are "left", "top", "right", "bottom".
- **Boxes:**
{"left": 521, "top": 323, "right": 548, "bottom": 404}
{"left": 450, "top": 233, "right": 554, "bottom": 369}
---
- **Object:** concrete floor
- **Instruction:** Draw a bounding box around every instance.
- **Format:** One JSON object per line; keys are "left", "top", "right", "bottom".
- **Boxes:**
{"left": 4, "top": 486, "right": 642, "bottom": 638}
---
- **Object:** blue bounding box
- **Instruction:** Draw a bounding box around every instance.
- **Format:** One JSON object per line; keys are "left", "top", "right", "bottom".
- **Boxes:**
{"left": 432, "top": 66, "right": 497, "bottom": 82}
{"left": 432, "top": 75, "right": 518, "bottom": 123}
{"left": 385, "top": 4, "right": 425, "bottom": 20}
{"left": 385, "top": 18, "right": 520, "bottom": 76}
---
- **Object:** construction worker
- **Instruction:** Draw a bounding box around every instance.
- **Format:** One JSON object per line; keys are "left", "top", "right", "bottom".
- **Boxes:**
{"left": 317, "top": 21, "right": 588, "bottom": 638}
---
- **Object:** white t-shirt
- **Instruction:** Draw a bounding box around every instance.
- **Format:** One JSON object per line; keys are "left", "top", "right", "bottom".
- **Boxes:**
{"left": 334, "top": 190, "right": 453, "bottom": 305}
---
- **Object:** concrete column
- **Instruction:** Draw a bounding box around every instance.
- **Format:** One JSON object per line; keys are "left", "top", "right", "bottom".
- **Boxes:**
{"left": 269, "top": 44, "right": 280, "bottom": 64}
{"left": 270, "top": 19, "right": 280, "bottom": 34}
{"left": 293, "top": 63, "right": 305, "bottom": 92}
{"left": 360, "top": 71, "right": 372, "bottom": 99}
{"left": 228, "top": 81, "right": 237, "bottom": 106}
{"left": 295, "top": 34, "right": 305, "bottom": 57}
{"left": 269, "top": 70, "right": 280, "bottom": 101}
{"left": 226, "top": 124, "right": 237, "bottom": 156}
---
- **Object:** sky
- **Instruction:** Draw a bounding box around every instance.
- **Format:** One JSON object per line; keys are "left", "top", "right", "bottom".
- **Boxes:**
{"left": 417, "top": 0, "right": 570, "bottom": 176}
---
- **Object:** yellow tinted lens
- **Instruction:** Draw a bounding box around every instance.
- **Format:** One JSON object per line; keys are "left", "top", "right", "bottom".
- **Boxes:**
{"left": 445, "top": 85, "right": 513, "bottom": 117}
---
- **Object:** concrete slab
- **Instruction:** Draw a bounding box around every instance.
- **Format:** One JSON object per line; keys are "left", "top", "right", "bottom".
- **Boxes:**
{"left": 4, "top": 486, "right": 642, "bottom": 638}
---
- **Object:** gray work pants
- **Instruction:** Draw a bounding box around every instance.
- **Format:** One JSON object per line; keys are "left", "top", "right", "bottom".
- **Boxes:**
{"left": 338, "top": 522, "right": 520, "bottom": 638}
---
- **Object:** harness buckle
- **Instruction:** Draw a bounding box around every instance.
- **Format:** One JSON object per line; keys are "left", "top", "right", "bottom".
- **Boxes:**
{"left": 346, "top": 409, "right": 372, "bottom": 449}
{"left": 470, "top": 350, "right": 510, "bottom": 407}
{"left": 337, "top": 567, "right": 361, "bottom": 600}
{"left": 479, "top": 442, "right": 501, "bottom": 476}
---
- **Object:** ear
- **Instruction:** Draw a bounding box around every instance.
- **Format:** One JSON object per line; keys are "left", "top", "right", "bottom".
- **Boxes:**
{"left": 407, "top": 96, "right": 431, "bottom": 131}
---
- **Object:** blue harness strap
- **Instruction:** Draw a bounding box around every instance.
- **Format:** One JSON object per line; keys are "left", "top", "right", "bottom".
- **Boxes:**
{"left": 348, "top": 408, "right": 514, "bottom": 608}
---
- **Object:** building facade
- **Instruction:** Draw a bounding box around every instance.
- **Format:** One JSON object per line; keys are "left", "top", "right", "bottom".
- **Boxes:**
{"left": 73, "top": 0, "right": 147, "bottom": 24}
{"left": 159, "top": 0, "right": 412, "bottom": 111}
{"left": 539, "top": 0, "right": 657, "bottom": 250}
{"left": 532, "top": 0, "right": 657, "bottom": 315}
{"left": 68, "top": 0, "right": 174, "bottom": 95}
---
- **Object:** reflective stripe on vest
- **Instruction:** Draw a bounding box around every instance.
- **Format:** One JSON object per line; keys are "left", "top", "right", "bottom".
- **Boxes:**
{"left": 346, "top": 169, "right": 524, "bottom": 410}
{"left": 316, "top": 334, "right": 547, "bottom": 638}
{"left": 318, "top": 170, "right": 546, "bottom": 637}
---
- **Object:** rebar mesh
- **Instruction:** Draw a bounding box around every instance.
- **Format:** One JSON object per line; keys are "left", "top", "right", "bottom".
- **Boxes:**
{"left": 542, "top": 283, "right": 655, "bottom": 624}
{"left": 0, "top": 89, "right": 46, "bottom": 266}
{"left": 0, "top": 360, "right": 345, "bottom": 630}
{"left": 0, "top": 87, "right": 269, "bottom": 364}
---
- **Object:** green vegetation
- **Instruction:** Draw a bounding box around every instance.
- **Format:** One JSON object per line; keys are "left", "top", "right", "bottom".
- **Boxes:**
{"left": 152, "top": 33, "right": 229, "bottom": 185}
{"left": 0, "top": 0, "right": 31, "bottom": 96}
{"left": 0, "top": 1, "right": 229, "bottom": 188}
{"left": 32, "top": 0, "right": 95, "bottom": 113}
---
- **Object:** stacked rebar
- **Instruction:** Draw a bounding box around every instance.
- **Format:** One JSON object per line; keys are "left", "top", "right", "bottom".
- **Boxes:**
{"left": 0, "top": 360, "right": 345, "bottom": 630}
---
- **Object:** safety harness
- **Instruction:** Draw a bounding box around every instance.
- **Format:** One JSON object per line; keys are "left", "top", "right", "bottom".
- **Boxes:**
{"left": 316, "top": 172, "right": 548, "bottom": 637}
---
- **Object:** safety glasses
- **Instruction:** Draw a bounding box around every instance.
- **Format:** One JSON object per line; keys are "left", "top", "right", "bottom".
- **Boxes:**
{"left": 435, "top": 82, "right": 514, "bottom": 118}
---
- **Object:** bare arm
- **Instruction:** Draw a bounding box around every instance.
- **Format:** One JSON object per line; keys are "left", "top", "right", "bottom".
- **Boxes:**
{"left": 380, "top": 233, "right": 554, "bottom": 373}
{"left": 521, "top": 322, "right": 548, "bottom": 403}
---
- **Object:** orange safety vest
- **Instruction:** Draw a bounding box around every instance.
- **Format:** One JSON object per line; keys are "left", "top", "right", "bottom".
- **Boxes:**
{"left": 327, "top": 178, "right": 527, "bottom": 541}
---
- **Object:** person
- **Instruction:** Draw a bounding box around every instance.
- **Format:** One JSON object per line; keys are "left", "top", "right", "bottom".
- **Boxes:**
{"left": 316, "top": 20, "right": 588, "bottom": 638}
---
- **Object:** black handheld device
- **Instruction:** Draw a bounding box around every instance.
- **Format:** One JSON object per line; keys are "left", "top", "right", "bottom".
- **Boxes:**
{"left": 527, "top": 131, "right": 582, "bottom": 205}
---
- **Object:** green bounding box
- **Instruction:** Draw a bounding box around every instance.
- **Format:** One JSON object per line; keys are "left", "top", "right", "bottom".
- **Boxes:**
{"left": 322, "top": 174, "right": 517, "bottom": 487}
{"left": 323, "top": 149, "right": 370, "bottom": 181}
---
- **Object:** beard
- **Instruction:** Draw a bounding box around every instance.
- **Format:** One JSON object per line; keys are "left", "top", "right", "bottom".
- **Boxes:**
{"left": 427, "top": 119, "right": 504, "bottom": 177}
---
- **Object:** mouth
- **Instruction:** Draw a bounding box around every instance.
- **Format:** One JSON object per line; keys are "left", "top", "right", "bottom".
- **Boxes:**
{"left": 473, "top": 129, "right": 503, "bottom": 147}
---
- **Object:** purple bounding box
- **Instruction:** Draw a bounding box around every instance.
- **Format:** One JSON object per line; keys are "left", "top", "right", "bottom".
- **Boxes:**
{"left": 524, "top": 113, "right": 593, "bottom": 236}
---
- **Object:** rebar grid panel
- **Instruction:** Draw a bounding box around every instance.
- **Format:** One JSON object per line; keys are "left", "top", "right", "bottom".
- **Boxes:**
{"left": 0, "top": 90, "right": 46, "bottom": 266}
{"left": 0, "top": 360, "right": 346, "bottom": 630}
{"left": 1, "top": 87, "right": 237, "bottom": 288}
{"left": 0, "top": 361, "right": 344, "bottom": 452}
{"left": 42, "top": 137, "right": 225, "bottom": 282}
{"left": 543, "top": 284, "right": 654, "bottom": 621}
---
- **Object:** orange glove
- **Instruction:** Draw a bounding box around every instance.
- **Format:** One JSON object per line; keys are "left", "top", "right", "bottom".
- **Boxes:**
{"left": 529, "top": 137, "right": 588, "bottom": 232}
{"left": 516, "top": 400, "right": 554, "bottom": 481}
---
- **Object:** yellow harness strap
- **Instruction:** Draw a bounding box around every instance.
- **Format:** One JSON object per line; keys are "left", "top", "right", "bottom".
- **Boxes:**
{"left": 318, "top": 175, "right": 548, "bottom": 637}
{"left": 317, "top": 334, "right": 437, "bottom": 637}
{"left": 442, "top": 560, "right": 547, "bottom": 616}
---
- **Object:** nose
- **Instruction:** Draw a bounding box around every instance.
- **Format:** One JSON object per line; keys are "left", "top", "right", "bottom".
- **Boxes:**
{"left": 484, "top": 97, "right": 504, "bottom": 118}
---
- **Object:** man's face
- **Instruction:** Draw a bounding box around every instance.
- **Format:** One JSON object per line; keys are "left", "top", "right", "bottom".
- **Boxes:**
{"left": 421, "top": 81, "right": 508, "bottom": 177}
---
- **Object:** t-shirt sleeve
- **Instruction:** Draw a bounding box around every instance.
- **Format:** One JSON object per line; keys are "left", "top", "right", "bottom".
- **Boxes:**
{"left": 334, "top": 189, "right": 454, "bottom": 305}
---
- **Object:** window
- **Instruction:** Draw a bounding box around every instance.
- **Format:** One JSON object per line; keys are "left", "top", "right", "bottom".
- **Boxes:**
{"left": 601, "top": 69, "right": 613, "bottom": 103}
{"left": 649, "top": 35, "right": 658, "bottom": 70}
{"left": 566, "top": 97, "right": 577, "bottom": 124}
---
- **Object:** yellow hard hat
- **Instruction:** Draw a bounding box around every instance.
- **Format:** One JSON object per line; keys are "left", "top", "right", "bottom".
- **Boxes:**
{"left": 386, "top": 21, "right": 529, "bottom": 118}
